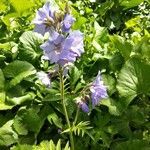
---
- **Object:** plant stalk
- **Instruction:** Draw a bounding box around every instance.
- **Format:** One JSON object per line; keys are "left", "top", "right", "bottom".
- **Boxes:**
{"left": 59, "top": 67, "right": 74, "bottom": 150}
{"left": 73, "top": 107, "right": 80, "bottom": 125}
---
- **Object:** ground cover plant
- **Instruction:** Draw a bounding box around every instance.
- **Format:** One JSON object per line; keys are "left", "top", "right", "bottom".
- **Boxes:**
{"left": 0, "top": 0, "right": 150, "bottom": 149}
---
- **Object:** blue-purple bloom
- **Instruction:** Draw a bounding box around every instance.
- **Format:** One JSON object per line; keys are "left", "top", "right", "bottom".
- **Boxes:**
{"left": 37, "top": 71, "right": 51, "bottom": 88}
{"left": 59, "top": 30, "right": 84, "bottom": 66}
{"left": 40, "top": 31, "right": 65, "bottom": 63}
{"left": 90, "top": 71, "right": 107, "bottom": 107}
{"left": 76, "top": 99, "right": 89, "bottom": 113}
{"left": 62, "top": 14, "right": 75, "bottom": 32}
{"left": 40, "top": 30, "right": 84, "bottom": 66}
{"left": 33, "top": 2, "right": 55, "bottom": 35}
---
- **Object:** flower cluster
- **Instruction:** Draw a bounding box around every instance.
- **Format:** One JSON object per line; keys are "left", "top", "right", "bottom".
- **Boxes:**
{"left": 77, "top": 71, "right": 108, "bottom": 113}
{"left": 34, "top": 3, "right": 107, "bottom": 113}
{"left": 33, "top": 2, "right": 84, "bottom": 67}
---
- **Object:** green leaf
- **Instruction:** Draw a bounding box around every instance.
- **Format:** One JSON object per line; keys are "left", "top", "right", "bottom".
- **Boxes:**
{"left": 62, "top": 121, "right": 93, "bottom": 138}
{"left": 73, "top": 16, "right": 87, "bottom": 30}
{"left": 0, "top": 103, "right": 13, "bottom": 110}
{"left": 32, "top": 140, "right": 70, "bottom": 150}
{"left": 112, "top": 139, "right": 150, "bottom": 150}
{"left": 47, "top": 112, "right": 62, "bottom": 128}
{"left": 0, "top": 1, "right": 7, "bottom": 12}
{"left": 109, "top": 53, "right": 124, "bottom": 71}
{"left": 92, "top": 21, "right": 108, "bottom": 50}
{"left": 0, "top": 69, "right": 13, "bottom": 110}
{"left": 0, "top": 120, "right": 18, "bottom": 146}
{"left": 10, "top": 0, "right": 35, "bottom": 14}
{"left": 0, "top": 69, "right": 5, "bottom": 102}
{"left": 43, "top": 89, "right": 60, "bottom": 102}
{"left": 97, "top": 1, "right": 114, "bottom": 18}
{"left": 101, "top": 99, "right": 121, "bottom": 116}
{"left": 11, "top": 144, "right": 33, "bottom": 150}
{"left": 13, "top": 114, "right": 28, "bottom": 135}
{"left": 120, "top": 0, "right": 144, "bottom": 9}
{"left": 23, "top": 107, "right": 44, "bottom": 133}
{"left": 2, "top": 13, "right": 19, "bottom": 28}
{"left": 134, "top": 35, "right": 150, "bottom": 61}
{"left": 125, "top": 16, "right": 141, "bottom": 28}
{"left": 68, "top": 66, "right": 84, "bottom": 93}
{"left": 3, "top": 60, "right": 36, "bottom": 88}
{"left": 102, "top": 74, "right": 116, "bottom": 95}
{"left": 0, "top": 42, "right": 17, "bottom": 52}
{"left": 7, "top": 92, "right": 35, "bottom": 105}
{"left": 56, "top": 139, "right": 61, "bottom": 150}
{"left": 109, "top": 35, "right": 132, "bottom": 61}
{"left": 117, "top": 57, "right": 150, "bottom": 106}
{"left": 19, "top": 31, "right": 44, "bottom": 63}
{"left": 69, "top": 66, "right": 82, "bottom": 87}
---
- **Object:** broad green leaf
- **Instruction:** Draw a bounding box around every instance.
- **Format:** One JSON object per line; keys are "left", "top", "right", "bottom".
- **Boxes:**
{"left": 109, "top": 53, "right": 124, "bottom": 71}
{"left": 10, "top": 0, "right": 35, "bottom": 14}
{"left": 0, "top": 70, "right": 12, "bottom": 110}
{"left": 92, "top": 21, "right": 108, "bottom": 50}
{"left": 102, "top": 74, "right": 116, "bottom": 95}
{"left": 0, "top": 1, "right": 7, "bottom": 12}
{"left": 112, "top": 139, "right": 150, "bottom": 150}
{"left": 134, "top": 35, "right": 150, "bottom": 61}
{"left": 23, "top": 107, "right": 43, "bottom": 133}
{"left": 13, "top": 113, "right": 28, "bottom": 136}
{"left": 109, "top": 35, "right": 132, "bottom": 61}
{"left": 0, "top": 120, "right": 18, "bottom": 146}
{"left": 0, "top": 42, "right": 16, "bottom": 51}
{"left": 0, "top": 103, "right": 13, "bottom": 110}
{"left": 101, "top": 99, "right": 121, "bottom": 116}
{"left": 2, "top": 13, "right": 19, "bottom": 28}
{"left": 73, "top": 16, "right": 87, "bottom": 30}
{"left": 117, "top": 57, "right": 150, "bottom": 105}
{"left": 3, "top": 60, "right": 36, "bottom": 88}
{"left": 120, "top": 0, "right": 144, "bottom": 9}
{"left": 19, "top": 31, "right": 44, "bottom": 63}
{"left": 97, "top": 1, "right": 114, "bottom": 17}
{"left": 125, "top": 16, "right": 141, "bottom": 28}
{"left": 43, "top": 89, "right": 60, "bottom": 101}
{"left": 7, "top": 92, "right": 35, "bottom": 105}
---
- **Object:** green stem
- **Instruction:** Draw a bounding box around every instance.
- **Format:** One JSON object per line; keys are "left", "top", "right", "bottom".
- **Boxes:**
{"left": 59, "top": 66, "right": 74, "bottom": 150}
{"left": 73, "top": 107, "right": 80, "bottom": 125}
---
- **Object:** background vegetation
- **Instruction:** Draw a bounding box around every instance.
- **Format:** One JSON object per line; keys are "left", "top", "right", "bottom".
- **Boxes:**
{"left": 0, "top": 0, "right": 150, "bottom": 149}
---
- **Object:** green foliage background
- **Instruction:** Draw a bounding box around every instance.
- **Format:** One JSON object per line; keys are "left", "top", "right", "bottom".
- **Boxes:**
{"left": 0, "top": 0, "right": 150, "bottom": 149}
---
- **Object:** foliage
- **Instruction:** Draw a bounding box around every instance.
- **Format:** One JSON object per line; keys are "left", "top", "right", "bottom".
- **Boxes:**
{"left": 0, "top": 0, "right": 150, "bottom": 149}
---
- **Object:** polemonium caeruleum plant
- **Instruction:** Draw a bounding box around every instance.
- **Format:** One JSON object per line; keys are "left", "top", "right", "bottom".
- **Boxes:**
{"left": 34, "top": 2, "right": 107, "bottom": 150}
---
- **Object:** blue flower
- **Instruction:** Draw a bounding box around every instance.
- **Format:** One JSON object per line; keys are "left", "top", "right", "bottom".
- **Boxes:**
{"left": 59, "top": 30, "right": 84, "bottom": 66}
{"left": 33, "top": 2, "right": 55, "bottom": 35}
{"left": 41, "top": 30, "right": 84, "bottom": 66}
{"left": 62, "top": 14, "right": 75, "bottom": 32}
{"left": 40, "top": 31, "right": 65, "bottom": 63}
{"left": 37, "top": 71, "right": 51, "bottom": 88}
{"left": 90, "top": 71, "right": 108, "bottom": 107}
{"left": 77, "top": 99, "right": 89, "bottom": 113}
